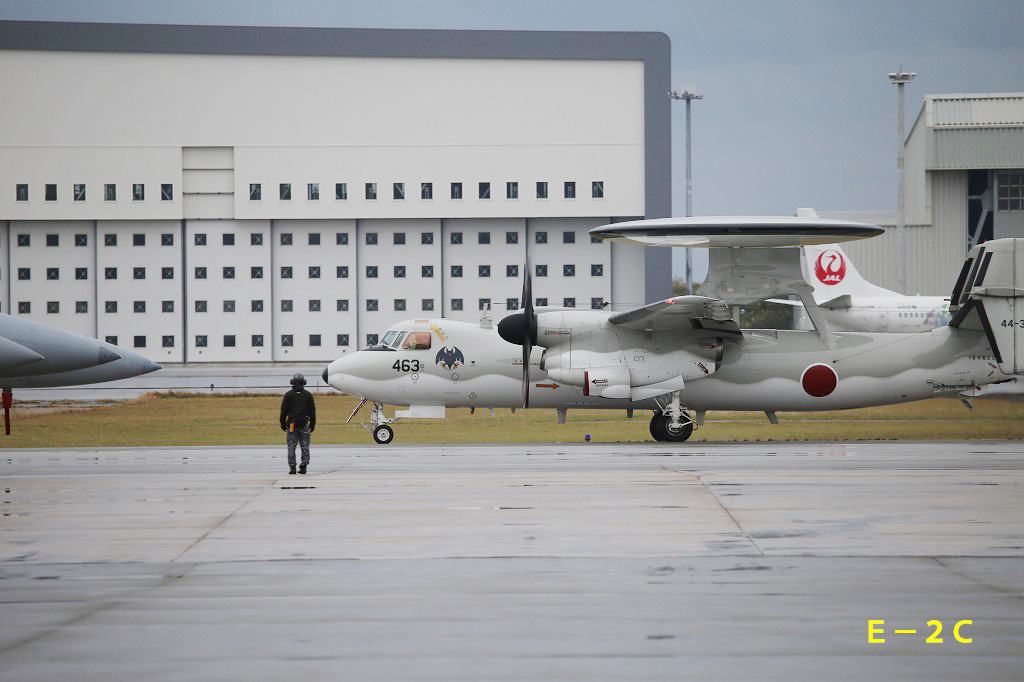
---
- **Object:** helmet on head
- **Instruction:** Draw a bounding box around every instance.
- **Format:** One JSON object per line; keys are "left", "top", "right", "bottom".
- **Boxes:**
{"left": 290, "top": 373, "right": 306, "bottom": 386}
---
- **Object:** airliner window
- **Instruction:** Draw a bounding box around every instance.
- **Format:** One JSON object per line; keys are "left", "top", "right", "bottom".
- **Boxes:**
{"left": 381, "top": 331, "right": 399, "bottom": 346}
{"left": 390, "top": 332, "right": 407, "bottom": 348}
{"left": 402, "top": 331, "right": 432, "bottom": 350}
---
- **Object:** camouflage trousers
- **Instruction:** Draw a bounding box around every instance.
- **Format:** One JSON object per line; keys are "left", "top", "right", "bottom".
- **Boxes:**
{"left": 286, "top": 427, "right": 311, "bottom": 467}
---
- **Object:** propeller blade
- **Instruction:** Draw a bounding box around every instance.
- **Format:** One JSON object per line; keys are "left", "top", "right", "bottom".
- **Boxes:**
{"left": 522, "top": 343, "right": 531, "bottom": 408}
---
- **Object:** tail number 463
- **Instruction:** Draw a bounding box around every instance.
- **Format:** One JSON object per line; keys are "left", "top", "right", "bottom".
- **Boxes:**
{"left": 393, "top": 359, "right": 423, "bottom": 372}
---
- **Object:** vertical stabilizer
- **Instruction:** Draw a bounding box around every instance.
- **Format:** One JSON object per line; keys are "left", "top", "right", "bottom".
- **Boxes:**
{"left": 794, "top": 209, "right": 895, "bottom": 299}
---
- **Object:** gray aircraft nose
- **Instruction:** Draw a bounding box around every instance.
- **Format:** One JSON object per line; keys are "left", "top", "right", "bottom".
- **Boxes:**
{"left": 143, "top": 360, "right": 162, "bottom": 374}
{"left": 97, "top": 347, "right": 121, "bottom": 365}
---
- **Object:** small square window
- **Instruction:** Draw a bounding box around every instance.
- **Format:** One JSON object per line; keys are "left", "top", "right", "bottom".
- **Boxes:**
{"left": 224, "top": 335, "right": 236, "bottom": 348}
{"left": 280, "top": 233, "right": 293, "bottom": 246}
{"left": 366, "top": 334, "right": 378, "bottom": 346}
{"left": 507, "top": 265, "right": 519, "bottom": 278}
{"left": 366, "top": 299, "right": 378, "bottom": 312}
{"left": 564, "top": 181, "right": 576, "bottom": 199}
{"left": 252, "top": 334, "right": 264, "bottom": 347}
{"left": 309, "top": 334, "right": 321, "bottom": 347}
{"left": 75, "top": 267, "right": 88, "bottom": 280}
{"left": 104, "top": 234, "right": 116, "bottom": 246}
{"left": 249, "top": 183, "right": 262, "bottom": 201}
{"left": 335, "top": 183, "right": 347, "bottom": 200}
{"left": 105, "top": 267, "right": 117, "bottom": 280}
{"left": 74, "top": 184, "right": 86, "bottom": 201}
{"left": 222, "top": 233, "right": 235, "bottom": 246}
{"left": 336, "top": 232, "right": 349, "bottom": 245}
{"left": 17, "top": 234, "right": 30, "bottom": 247}
{"left": 281, "top": 266, "right": 293, "bottom": 279}
{"left": 281, "top": 300, "right": 293, "bottom": 312}
{"left": 507, "top": 297, "right": 519, "bottom": 311}
{"left": 592, "top": 181, "right": 604, "bottom": 198}
{"left": 17, "top": 268, "right": 30, "bottom": 280}
{"left": 479, "top": 298, "right": 491, "bottom": 311}
{"left": 15, "top": 184, "right": 28, "bottom": 201}
{"left": 479, "top": 182, "right": 491, "bottom": 199}
{"left": 17, "top": 302, "right": 30, "bottom": 314}
{"left": 104, "top": 184, "right": 116, "bottom": 201}
{"left": 309, "top": 233, "right": 321, "bottom": 246}
{"left": 336, "top": 266, "right": 349, "bottom": 278}
{"left": 563, "top": 264, "right": 575, "bottom": 277}
{"left": 536, "top": 181, "right": 548, "bottom": 199}
{"left": 366, "top": 266, "right": 378, "bottom": 278}
{"left": 163, "top": 335, "right": 175, "bottom": 348}
{"left": 251, "top": 266, "right": 263, "bottom": 279}
{"left": 223, "top": 300, "right": 236, "bottom": 313}
{"left": 105, "top": 335, "right": 117, "bottom": 345}
{"left": 336, "top": 299, "right": 349, "bottom": 312}
{"left": 195, "top": 335, "right": 208, "bottom": 348}
{"left": 161, "top": 233, "right": 174, "bottom": 246}
{"left": 536, "top": 264, "right": 547, "bottom": 277}
{"left": 563, "top": 231, "right": 575, "bottom": 244}
{"left": 45, "top": 184, "right": 57, "bottom": 201}
{"left": 134, "top": 335, "right": 146, "bottom": 348}
{"left": 134, "top": 267, "right": 146, "bottom": 280}
{"left": 394, "top": 265, "right": 406, "bottom": 278}
{"left": 133, "top": 301, "right": 146, "bottom": 313}
{"left": 535, "top": 231, "right": 547, "bottom": 244}
{"left": 76, "top": 301, "right": 88, "bottom": 314}
{"left": 46, "top": 267, "right": 59, "bottom": 280}
{"left": 422, "top": 298, "right": 434, "bottom": 311}
{"left": 506, "top": 181, "right": 518, "bottom": 199}
{"left": 194, "top": 267, "right": 207, "bottom": 279}
{"left": 365, "top": 232, "right": 377, "bottom": 245}
{"left": 133, "top": 184, "right": 145, "bottom": 201}
{"left": 478, "top": 232, "right": 490, "bottom": 245}
{"left": 479, "top": 265, "right": 490, "bottom": 278}
{"left": 195, "top": 233, "right": 207, "bottom": 246}
{"left": 422, "top": 265, "right": 434, "bottom": 278}
{"left": 451, "top": 299, "right": 463, "bottom": 311}
{"left": 421, "top": 232, "right": 433, "bottom": 245}
{"left": 46, "top": 234, "right": 59, "bottom": 247}
{"left": 308, "top": 266, "right": 320, "bottom": 279}
{"left": 161, "top": 184, "right": 173, "bottom": 201}
{"left": 309, "top": 299, "right": 321, "bottom": 312}
{"left": 47, "top": 301, "right": 59, "bottom": 314}
{"left": 591, "top": 264, "right": 603, "bottom": 277}
{"left": 591, "top": 297, "right": 605, "bottom": 309}
{"left": 451, "top": 182, "right": 463, "bottom": 199}
{"left": 251, "top": 233, "right": 263, "bottom": 246}
{"left": 506, "top": 231, "right": 518, "bottom": 244}
{"left": 393, "top": 232, "right": 406, "bottom": 245}
{"left": 393, "top": 182, "right": 405, "bottom": 200}
{"left": 451, "top": 265, "right": 463, "bottom": 278}
{"left": 450, "top": 232, "right": 462, "bottom": 245}
{"left": 279, "top": 183, "right": 291, "bottom": 201}
{"left": 162, "top": 301, "right": 174, "bottom": 313}
{"left": 337, "top": 334, "right": 350, "bottom": 347}
{"left": 307, "top": 183, "right": 320, "bottom": 201}
{"left": 195, "top": 300, "right": 208, "bottom": 313}
{"left": 394, "top": 299, "right": 406, "bottom": 312}
{"left": 75, "top": 234, "right": 88, "bottom": 246}
{"left": 365, "top": 183, "right": 377, "bottom": 200}
{"left": 133, "top": 233, "right": 145, "bottom": 246}
{"left": 105, "top": 301, "right": 118, "bottom": 313}
{"left": 251, "top": 300, "right": 264, "bottom": 312}
{"left": 563, "top": 297, "right": 576, "bottom": 308}
{"left": 421, "top": 182, "right": 433, "bottom": 200}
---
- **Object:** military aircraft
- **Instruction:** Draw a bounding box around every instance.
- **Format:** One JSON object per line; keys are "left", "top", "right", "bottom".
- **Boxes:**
{"left": 0, "top": 314, "right": 161, "bottom": 434}
{"left": 324, "top": 216, "right": 1021, "bottom": 444}
{"left": 765, "top": 210, "right": 950, "bottom": 332}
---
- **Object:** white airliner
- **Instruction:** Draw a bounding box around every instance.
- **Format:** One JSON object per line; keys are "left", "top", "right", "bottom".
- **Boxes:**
{"left": 768, "top": 212, "right": 949, "bottom": 333}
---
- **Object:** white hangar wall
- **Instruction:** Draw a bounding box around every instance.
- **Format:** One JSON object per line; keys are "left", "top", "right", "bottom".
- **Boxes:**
{"left": 0, "top": 22, "right": 672, "bottom": 364}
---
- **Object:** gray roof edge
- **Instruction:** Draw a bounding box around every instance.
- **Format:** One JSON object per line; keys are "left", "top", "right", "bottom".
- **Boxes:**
{"left": 0, "top": 20, "right": 669, "bottom": 60}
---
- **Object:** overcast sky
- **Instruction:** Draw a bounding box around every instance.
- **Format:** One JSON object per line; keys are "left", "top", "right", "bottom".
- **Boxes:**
{"left": 4, "top": 0, "right": 1024, "bottom": 279}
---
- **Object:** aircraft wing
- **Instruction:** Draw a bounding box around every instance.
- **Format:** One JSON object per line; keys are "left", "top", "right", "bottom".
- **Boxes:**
{"left": 608, "top": 295, "right": 740, "bottom": 334}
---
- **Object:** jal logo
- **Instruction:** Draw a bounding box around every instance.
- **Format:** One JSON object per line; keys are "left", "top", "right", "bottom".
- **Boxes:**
{"left": 814, "top": 249, "right": 846, "bottom": 286}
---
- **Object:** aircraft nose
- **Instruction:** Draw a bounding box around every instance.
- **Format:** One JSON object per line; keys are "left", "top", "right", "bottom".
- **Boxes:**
{"left": 143, "top": 360, "right": 162, "bottom": 374}
{"left": 97, "top": 347, "right": 121, "bottom": 365}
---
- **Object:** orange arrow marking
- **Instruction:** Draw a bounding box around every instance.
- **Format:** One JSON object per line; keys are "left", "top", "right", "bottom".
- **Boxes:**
{"left": 534, "top": 383, "right": 560, "bottom": 390}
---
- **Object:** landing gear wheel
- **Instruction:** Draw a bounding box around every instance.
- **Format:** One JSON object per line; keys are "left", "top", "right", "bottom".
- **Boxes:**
{"left": 654, "top": 414, "right": 693, "bottom": 443}
{"left": 372, "top": 424, "right": 394, "bottom": 444}
{"left": 649, "top": 413, "right": 663, "bottom": 441}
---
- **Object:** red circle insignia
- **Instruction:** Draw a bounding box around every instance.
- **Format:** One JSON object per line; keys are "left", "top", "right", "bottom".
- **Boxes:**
{"left": 814, "top": 249, "right": 846, "bottom": 286}
{"left": 801, "top": 364, "right": 838, "bottom": 397}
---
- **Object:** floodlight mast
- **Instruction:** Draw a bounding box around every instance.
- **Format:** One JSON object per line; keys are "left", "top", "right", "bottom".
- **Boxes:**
{"left": 889, "top": 69, "right": 915, "bottom": 294}
{"left": 669, "top": 87, "right": 703, "bottom": 295}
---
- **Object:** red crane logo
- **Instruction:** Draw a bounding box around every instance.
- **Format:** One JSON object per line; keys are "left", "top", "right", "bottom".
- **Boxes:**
{"left": 814, "top": 250, "right": 846, "bottom": 285}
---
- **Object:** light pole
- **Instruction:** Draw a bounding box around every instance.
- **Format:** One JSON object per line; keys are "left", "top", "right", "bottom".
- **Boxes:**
{"left": 889, "top": 69, "right": 915, "bottom": 294}
{"left": 669, "top": 87, "right": 703, "bottom": 294}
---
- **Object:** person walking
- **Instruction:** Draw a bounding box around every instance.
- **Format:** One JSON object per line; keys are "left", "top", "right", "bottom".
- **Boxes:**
{"left": 280, "top": 373, "right": 316, "bottom": 474}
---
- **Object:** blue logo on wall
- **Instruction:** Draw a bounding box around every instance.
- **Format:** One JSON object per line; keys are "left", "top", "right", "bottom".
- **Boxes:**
{"left": 435, "top": 346, "right": 465, "bottom": 370}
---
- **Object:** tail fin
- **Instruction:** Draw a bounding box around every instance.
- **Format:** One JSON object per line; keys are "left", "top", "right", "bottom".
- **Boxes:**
{"left": 949, "top": 238, "right": 1024, "bottom": 375}
{"left": 795, "top": 209, "right": 895, "bottom": 299}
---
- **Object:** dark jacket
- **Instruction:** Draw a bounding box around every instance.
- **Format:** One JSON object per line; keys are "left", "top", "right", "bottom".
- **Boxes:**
{"left": 280, "top": 387, "right": 316, "bottom": 432}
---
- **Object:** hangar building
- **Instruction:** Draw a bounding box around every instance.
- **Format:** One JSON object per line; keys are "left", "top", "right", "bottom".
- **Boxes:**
{"left": 0, "top": 21, "right": 672, "bottom": 363}
{"left": 830, "top": 92, "right": 1024, "bottom": 295}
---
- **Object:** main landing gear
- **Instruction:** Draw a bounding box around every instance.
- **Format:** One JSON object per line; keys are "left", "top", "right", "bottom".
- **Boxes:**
{"left": 369, "top": 402, "right": 397, "bottom": 445}
{"left": 649, "top": 390, "right": 694, "bottom": 442}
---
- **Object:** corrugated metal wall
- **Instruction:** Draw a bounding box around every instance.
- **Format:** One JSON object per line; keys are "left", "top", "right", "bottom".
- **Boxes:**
{"left": 931, "top": 128, "right": 1024, "bottom": 169}
{"left": 931, "top": 95, "right": 1024, "bottom": 127}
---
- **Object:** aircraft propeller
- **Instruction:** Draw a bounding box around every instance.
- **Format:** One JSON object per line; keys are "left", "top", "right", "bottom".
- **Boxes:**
{"left": 497, "top": 256, "right": 538, "bottom": 407}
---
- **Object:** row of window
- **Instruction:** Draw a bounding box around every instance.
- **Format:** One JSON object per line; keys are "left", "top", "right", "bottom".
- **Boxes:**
{"left": 252, "top": 180, "right": 605, "bottom": 202}
{"left": 12, "top": 263, "right": 604, "bottom": 281}
{"left": 14, "top": 183, "right": 174, "bottom": 203}
{"left": 12, "top": 229, "right": 601, "bottom": 248}
{"left": 14, "top": 296, "right": 603, "bottom": 316}
{"left": 103, "top": 334, "right": 350, "bottom": 350}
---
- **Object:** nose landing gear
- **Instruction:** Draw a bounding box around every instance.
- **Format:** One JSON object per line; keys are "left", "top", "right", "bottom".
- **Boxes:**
{"left": 367, "top": 402, "right": 398, "bottom": 445}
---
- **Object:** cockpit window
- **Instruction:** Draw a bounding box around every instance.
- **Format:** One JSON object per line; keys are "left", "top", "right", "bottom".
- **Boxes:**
{"left": 401, "top": 331, "right": 432, "bottom": 350}
{"left": 390, "top": 332, "right": 407, "bottom": 348}
{"left": 380, "top": 331, "right": 398, "bottom": 346}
